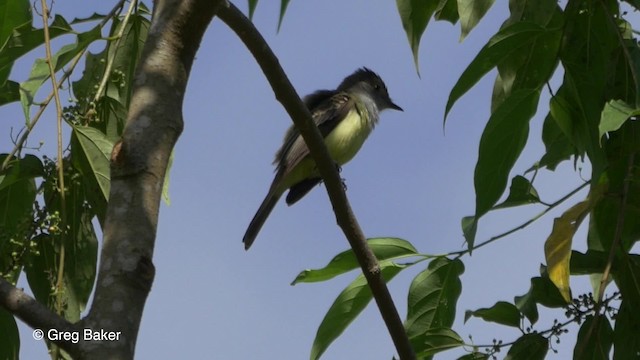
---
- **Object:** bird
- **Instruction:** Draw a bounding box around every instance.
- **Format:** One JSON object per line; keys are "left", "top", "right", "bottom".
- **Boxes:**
{"left": 243, "top": 67, "right": 402, "bottom": 250}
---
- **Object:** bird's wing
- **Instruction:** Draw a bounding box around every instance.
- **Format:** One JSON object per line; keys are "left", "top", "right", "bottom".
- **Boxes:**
{"left": 285, "top": 177, "right": 322, "bottom": 205}
{"left": 273, "top": 90, "right": 334, "bottom": 167}
{"left": 274, "top": 92, "right": 353, "bottom": 177}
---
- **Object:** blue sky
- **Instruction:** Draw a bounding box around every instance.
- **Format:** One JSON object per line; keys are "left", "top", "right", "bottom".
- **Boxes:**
{"left": 3, "top": 1, "right": 615, "bottom": 359}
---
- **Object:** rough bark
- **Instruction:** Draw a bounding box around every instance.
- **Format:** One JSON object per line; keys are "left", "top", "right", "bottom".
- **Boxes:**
{"left": 78, "top": 1, "right": 223, "bottom": 358}
{"left": 1, "top": 1, "right": 222, "bottom": 358}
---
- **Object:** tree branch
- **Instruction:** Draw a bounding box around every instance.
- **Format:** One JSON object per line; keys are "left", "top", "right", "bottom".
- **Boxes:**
{"left": 76, "top": 0, "right": 223, "bottom": 358}
{"left": 0, "top": 278, "right": 80, "bottom": 357}
{"left": 216, "top": 3, "right": 415, "bottom": 359}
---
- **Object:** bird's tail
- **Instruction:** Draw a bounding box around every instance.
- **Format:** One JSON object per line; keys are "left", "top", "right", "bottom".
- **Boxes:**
{"left": 243, "top": 188, "right": 282, "bottom": 250}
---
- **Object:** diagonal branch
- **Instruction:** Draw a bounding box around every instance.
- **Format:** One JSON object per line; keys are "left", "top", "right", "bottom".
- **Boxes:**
{"left": 216, "top": 3, "right": 415, "bottom": 359}
{"left": 0, "top": 278, "right": 79, "bottom": 357}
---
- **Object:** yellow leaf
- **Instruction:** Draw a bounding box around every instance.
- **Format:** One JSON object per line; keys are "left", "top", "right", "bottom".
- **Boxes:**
{"left": 544, "top": 200, "right": 591, "bottom": 303}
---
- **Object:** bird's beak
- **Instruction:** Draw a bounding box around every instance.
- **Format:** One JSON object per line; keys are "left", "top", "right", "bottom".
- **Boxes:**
{"left": 389, "top": 100, "right": 403, "bottom": 112}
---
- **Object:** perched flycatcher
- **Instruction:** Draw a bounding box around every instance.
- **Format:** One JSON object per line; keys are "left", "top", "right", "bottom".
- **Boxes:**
{"left": 243, "top": 68, "right": 402, "bottom": 249}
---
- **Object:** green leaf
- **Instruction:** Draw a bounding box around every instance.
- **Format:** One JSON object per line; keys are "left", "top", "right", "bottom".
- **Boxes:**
{"left": 493, "top": 3, "right": 562, "bottom": 107}
{"left": 514, "top": 288, "right": 539, "bottom": 325}
{"left": 0, "top": 80, "right": 19, "bottom": 106}
{"left": 599, "top": 100, "right": 640, "bottom": 141}
{"left": 434, "top": 0, "right": 458, "bottom": 24}
{"left": 72, "top": 48, "right": 107, "bottom": 108}
{"left": 461, "top": 215, "right": 477, "bottom": 253}
{"left": 292, "top": 238, "right": 417, "bottom": 284}
{"left": 472, "top": 89, "right": 540, "bottom": 242}
{"left": 19, "top": 25, "right": 102, "bottom": 120}
{"left": 544, "top": 200, "right": 590, "bottom": 303}
{"left": 405, "top": 257, "right": 464, "bottom": 337}
{"left": 574, "top": 315, "right": 613, "bottom": 360}
{"left": 613, "top": 300, "right": 640, "bottom": 359}
{"left": 71, "top": 126, "right": 112, "bottom": 202}
{"left": 494, "top": 175, "right": 540, "bottom": 209}
{"left": 0, "top": 154, "right": 44, "bottom": 191}
{"left": 33, "top": 155, "right": 99, "bottom": 318}
{"left": 71, "top": 126, "right": 113, "bottom": 224}
{"left": 0, "top": 158, "right": 37, "bottom": 283}
{"left": 310, "top": 262, "right": 405, "bottom": 360}
{"left": 248, "top": 0, "right": 259, "bottom": 20}
{"left": 505, "top": 333, "right": 548, "bottom": 360}
{"left": 71, "top": 12, "right": 149, "bottom": 139}
{"left": 106, "top": 13, "right": 149, "bottom": 107}
{"left": 0, "top": 0, "right": 30, "bottom": 44}
{"left": 0, "top": 15, "right": 73, "bottom": 83}
{"left": 396, "top": 0, "right": 439, "bottom": 74}
{"left": 0, "top": 0, "right": 30, "bottom": 83}
{"left": 504, "top": 0, "right": 560, "bottom": 27}
{"left": 530, "top": 276, "right": 567, "bottom": 309}
{"left": 24, "top": 234, "right": 57, "bottom": 309}
{"left": 457, "top": 0, "right": 495, "bottom": 41}
{"left": 277, "top": 0, "right": 291, "bottom": 32}
{"left": 514, "top": 275, "right": 567, "bottom": 325}
{"left": 0, "top": 308, "right": 19, "bottom": 360}
{"left": 464, "top": 301, "right": 521, "bottom": 328}
{"left": 65, "top": 208, "right": 99, "bottom": 312}
{"left": 490, "top": 71, "right": 507, "bottom": 113}
{"left": 613, "top": 254, "right": 640, "bottom": 320}
{"left": 457, "top": 353, "right": 489, "bottom": 360}
{"left": 591, "top": 128, "right": 640, "bottom": 254}
{"left": 559, "top": 3, "right": 614, "bottom": 180}
{"left": 548, "top": 94, "right": 576, "bottom": 144}
{"left": 411, "top": 328, "right": 463, "bottom": 357}
{"left": 27, "top": 174, "right": 98, "bottom": 320}
{"left": 19, "top": 57, "right": 54, "bottom": 120}
{"left": 539, "top": 112, "right": 576, "bottom": 170}
{"left": 445, "top": 22, "right": 547, "bottom": 122}
{"left": 570, "top": 250, "right": 608, "bottom": 275}
{"left": 71, "top": 12, "right": 107, "bottom": 24}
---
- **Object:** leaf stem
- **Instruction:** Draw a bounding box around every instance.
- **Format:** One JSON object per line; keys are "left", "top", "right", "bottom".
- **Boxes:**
{"left": 93, "top": 0, "right": 138, "bottom": 103}
{"left": 449, "top": 181, "right": 590, "bottom": 258}
{"left": 40, "top": 2, "right": 67, "bottom": 358}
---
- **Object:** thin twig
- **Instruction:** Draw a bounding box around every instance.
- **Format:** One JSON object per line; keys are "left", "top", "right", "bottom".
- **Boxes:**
{"left": 93, "top": 0, "right": 138, "bottom": 103}
{"left": 40, "top": 2, "right": 67, "bottom": 359}
{"left": 449, "top": 181, "right": 590, "bottom": 258}
{"left": 468, "top": 291, "right": 621, "bottom": 355}
{"left": 40, "top": 0, "right": 67, "bottom": 312}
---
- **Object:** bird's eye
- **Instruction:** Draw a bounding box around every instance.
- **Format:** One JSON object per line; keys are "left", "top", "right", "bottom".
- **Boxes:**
{"left": 374, "top": 83, "right": 381, "bottom": 90}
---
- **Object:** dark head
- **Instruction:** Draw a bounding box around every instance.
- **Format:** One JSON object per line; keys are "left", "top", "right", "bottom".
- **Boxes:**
{"left": 337, "top": 67, "right": 403, "bottom": 112}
